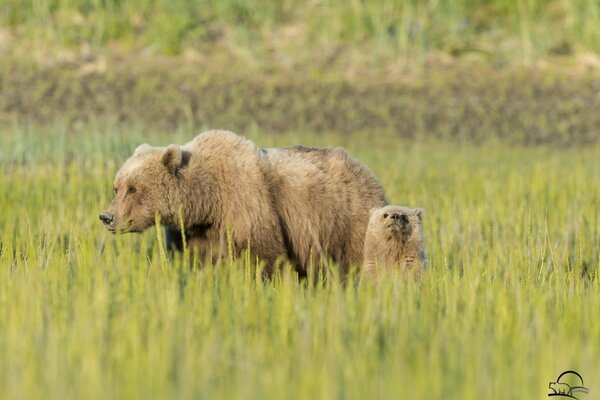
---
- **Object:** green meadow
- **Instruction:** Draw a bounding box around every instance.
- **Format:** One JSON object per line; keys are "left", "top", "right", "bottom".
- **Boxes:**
{"left": 1, "top": 0, "right": 600, "bottom": 399}
{"left": 0, "top": 124, "right": 598, "bottom": 399}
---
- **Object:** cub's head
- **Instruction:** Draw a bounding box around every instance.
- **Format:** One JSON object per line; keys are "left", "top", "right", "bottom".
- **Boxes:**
{"left": 368, "top": 205, "right": 424, "bottom": 241}
{"left": 100, "top": 143, "right": 187, "bottom": 234}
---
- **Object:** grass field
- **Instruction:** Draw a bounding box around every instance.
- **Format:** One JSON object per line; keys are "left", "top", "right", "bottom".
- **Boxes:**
{"left": 2, "top": 2, "right": 599, "bottom": 398}
{"left": 0, "top": 123, "right": 598, "bottom": 399}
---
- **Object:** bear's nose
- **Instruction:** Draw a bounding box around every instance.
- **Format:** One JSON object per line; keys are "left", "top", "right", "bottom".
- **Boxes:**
{"left": 99, "top": 212, "right": 115, "bottom": 225}
{"left": 391, "top": 213, "right": 409, "bottom": 223}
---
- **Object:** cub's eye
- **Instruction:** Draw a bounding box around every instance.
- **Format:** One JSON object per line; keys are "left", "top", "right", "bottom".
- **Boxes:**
{"left": 113, "top": 188, "right": 118, "bottom": 195}
{"left": 128, "top": 187, "right": 137, "bottom": 194}
{"left": 383, "top": 213, "right": 389, "bottom": 219}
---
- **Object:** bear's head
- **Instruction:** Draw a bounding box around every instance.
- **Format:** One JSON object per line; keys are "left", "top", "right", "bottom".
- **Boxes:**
{"left": 368, "top": 205, "right": 424, "bottom": 242}
{"left": 100, "top": 143, "right": 189, "bottom": 234}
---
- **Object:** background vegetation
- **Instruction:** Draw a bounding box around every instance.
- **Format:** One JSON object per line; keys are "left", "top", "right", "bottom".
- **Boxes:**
{"left": 2, "top": 1, "right": 600, "bottom": 144}
{"left": 3, "top": 0, "right": 600, "bottom": 64}
{"left": 1, "top": 1, "right": 599, "bottom": 399}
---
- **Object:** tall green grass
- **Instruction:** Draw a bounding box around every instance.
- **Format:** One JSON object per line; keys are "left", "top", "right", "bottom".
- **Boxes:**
{"left": 0, "top": 123, "right": 598, "bottom": 399}
{"left": 2, "top": 0, "right": 600, "bottom": 64}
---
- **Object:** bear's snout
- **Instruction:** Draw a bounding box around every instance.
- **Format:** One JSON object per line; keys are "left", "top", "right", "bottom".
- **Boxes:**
{"left": 99, "top": 211, "right": 115, "bottom": 227}
{"left": 390, "top": 213, "right": 409, "bottom": 224}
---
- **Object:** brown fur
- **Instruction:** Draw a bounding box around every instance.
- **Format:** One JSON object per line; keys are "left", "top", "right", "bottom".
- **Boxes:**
{"left": 101, "top": 130, "right": 386, "bottom": 275}
{"left": 263, "top": 145, "right": 387, "bottom": 274}
{"left": 363, "top": 205, "right": 426, "bottom": 277}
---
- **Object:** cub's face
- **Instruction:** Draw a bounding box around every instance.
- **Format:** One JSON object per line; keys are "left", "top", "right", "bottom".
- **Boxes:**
{"left": 369, "top": 205, "right": 424, "bottom": 240}
{"left": 100, "top": 143, "right": 183, "bottom": 234}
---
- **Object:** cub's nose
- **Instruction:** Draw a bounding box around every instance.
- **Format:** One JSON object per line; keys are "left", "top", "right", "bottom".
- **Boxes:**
{"left": 391, "top": 213, "right": 409, "bottom": 223}
{"left": 99, "top": 212, "right": 115, "bottom": 226}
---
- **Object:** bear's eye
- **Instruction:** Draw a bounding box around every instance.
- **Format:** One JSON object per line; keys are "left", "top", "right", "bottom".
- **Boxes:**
{"left": 128, "top": 186, "right": 137, "bottom": 194}
{"left": 383, "top": 213, "right": 389, "bottom": 219}
{"left": 113, "top": 188, "right": 118, "bottom": 195}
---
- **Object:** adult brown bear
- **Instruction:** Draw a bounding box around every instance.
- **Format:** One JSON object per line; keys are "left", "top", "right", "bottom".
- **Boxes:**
{"left": 100, "top": 130, "right": 386, "bottom": 275}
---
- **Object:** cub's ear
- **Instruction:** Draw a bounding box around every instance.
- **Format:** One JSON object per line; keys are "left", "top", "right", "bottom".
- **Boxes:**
{"left": 414, "top": 208, "right": 425, "bottom": 221}
{"left": 134, "top": 143, "right": 152, "bottom": 155}
{"left": 369, "top": 207, "right": 379, "bottom": 217}
{"left": 161, "top": 144, "right": 183, "bottom": 175}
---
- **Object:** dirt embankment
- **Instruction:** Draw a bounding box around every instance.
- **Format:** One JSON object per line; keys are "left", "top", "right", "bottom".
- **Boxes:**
{"left": 2, "top": 57, "right": 600, "bottom": 145}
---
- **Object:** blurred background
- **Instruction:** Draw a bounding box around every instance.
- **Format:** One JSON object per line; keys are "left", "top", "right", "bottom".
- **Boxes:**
{"left": 1, "top": 0, "right": 600, "bottom": 145}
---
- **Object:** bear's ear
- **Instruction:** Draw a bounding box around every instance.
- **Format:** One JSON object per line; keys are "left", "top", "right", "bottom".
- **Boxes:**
{"left": 134, "top": 143, "right": 152, "bottom": 155}
{"left": 161, "top": 144, "right": 183, "bottom": 175}
{"left": 414, "top": 208, "right": 425, "bottom": 221}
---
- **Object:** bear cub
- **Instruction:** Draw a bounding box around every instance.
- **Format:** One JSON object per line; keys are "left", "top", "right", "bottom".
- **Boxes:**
{"left": 363, "top": 205, "right": 426, "bottom": 277}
